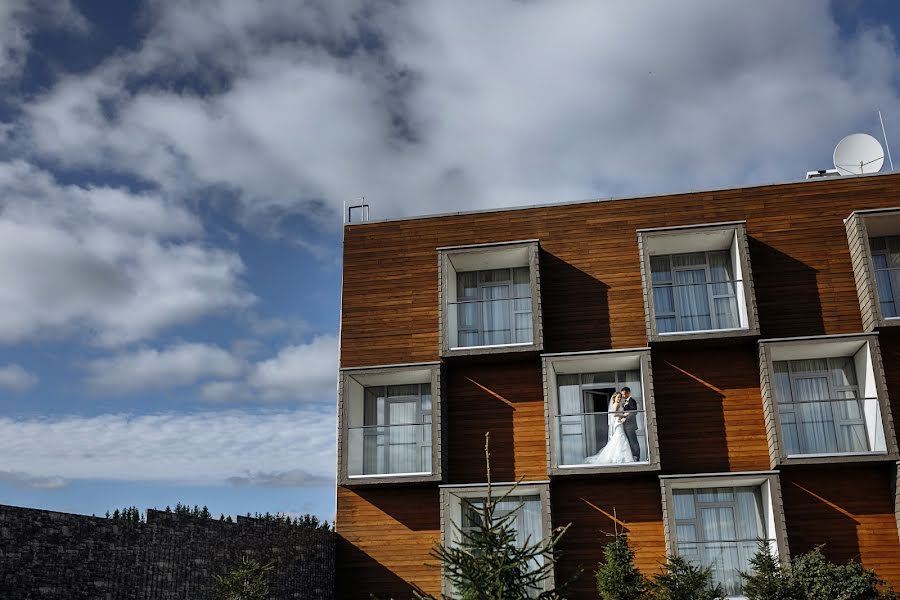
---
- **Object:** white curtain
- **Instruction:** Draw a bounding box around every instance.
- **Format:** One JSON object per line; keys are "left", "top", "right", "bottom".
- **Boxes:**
{"left": 651, "top": 256, "right": 677, "bottom": 333}
{"left": 513, "top": 267, "right": 533, "bottom": 343}
{"left": 557, "top": 375, "right": 585, "bottom": 465}
{"left": 708, "top": 251, "right": 738, "bottom": 328}
{"left": 673, "top": 253, "right": 711, "bottom": 331}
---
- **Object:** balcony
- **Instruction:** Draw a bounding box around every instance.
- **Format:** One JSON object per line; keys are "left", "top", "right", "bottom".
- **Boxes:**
{"left": 338, "top": 363, "right": 443, "bottom": 486}
{"left": 439, "top": 240, "right": 543, "bottom": 358}
{"left": 638, "top": 221, "right": 759, "bottom": 343}
{"left": 543, "top": 348, "right": 659, "bottom": 475}
{"left": 758, "top": 333, "right": 899, "bottom": 467}
{"left": 845, "top": 207, "right": 900, "bottom": 330}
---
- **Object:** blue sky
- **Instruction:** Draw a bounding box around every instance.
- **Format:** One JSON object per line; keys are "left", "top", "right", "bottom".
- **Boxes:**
{"left": 1, "top": 1, "right": 899, "bottom": 522}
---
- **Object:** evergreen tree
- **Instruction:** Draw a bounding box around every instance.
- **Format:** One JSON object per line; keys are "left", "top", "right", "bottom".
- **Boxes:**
{"left": 594, "top": 531, "right": 649, "bottom": 600}
{"left": 215, "top": 556, "right": 273, "bottom": 600}
{"left": 415, "top": 433, "right": 576, "bottom": 600}
{"left": 651, "top": 555, "right": 724, "bottom": 600}
{"left": 790, "top": 547, "right": 888, "bottom": 600}
{"left": 740, "top": 540, "right": 799, "bottom": 600}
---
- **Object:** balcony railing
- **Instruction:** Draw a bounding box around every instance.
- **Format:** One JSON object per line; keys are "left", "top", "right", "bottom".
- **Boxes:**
{"left": 451, "top": 296, "right": 533, "bottom": 348}
{"left": 872, "top": 266, "right": 900, "bottom": 318}
{"left": 777, "top": 396, "right": 885, "bottom": 456}
{"left": 652, "top": 279, "right": 744, "bottom": 334}
{"left": 347, "top": 423, "right": 431, "bottom": 477}
{"left": 555, "top": 410, "right": 648, "bottom": 466}
{"left": 677, "top": 539, "right": 775, "bottom": 597}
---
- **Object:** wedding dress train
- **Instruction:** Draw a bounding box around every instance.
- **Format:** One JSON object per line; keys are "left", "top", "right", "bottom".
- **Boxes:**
{"left": 584, "top": 413, "right": 634, "bottom": 465}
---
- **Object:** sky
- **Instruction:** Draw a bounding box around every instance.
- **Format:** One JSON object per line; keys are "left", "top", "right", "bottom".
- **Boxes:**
{"left": 1, "top": 0, "right": 899, "bottom": 522}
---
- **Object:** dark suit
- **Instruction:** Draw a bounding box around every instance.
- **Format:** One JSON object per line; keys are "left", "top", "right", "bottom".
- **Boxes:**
{"left": 621, "top": 396, "right": 641, "bottom": 461}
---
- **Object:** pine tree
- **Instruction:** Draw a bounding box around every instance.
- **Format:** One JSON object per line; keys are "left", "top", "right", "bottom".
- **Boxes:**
{"left": 215, "top": 556, "right": 273, "bottom": 600}
{"left": 594, "top": 530, "right": 649, "bottom": 600}
{"left": 651, "top": 555, "right": 724, "bottom": 600}
{"left": 415, "top": 433, "right": 576, "bottom": 600}
{"left": 740, "top": 540, "right": 799, "bottom": 600}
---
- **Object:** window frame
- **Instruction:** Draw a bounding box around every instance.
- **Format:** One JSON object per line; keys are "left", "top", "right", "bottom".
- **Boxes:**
{"left": 845, "top": 208, "right": 900, "bottom": 331}
{"left": 542, "top": 349, "right": 660, "bottom": 476}
{"left": 660, "top": 472, "right": 790, "bottom": 599}
{"left": 439, "top": 481, "right": 554, "bottom": 597}
{"left": 438, "top": 240, "right": 543, "bottom": 358}
{"left": 637, "top": 221, "right": 759, "bottom": 343}
{"left": 338, "top": 363, "right": 443, "bottom": 486}
{"left": 758, "top": 333, "right": 899, "bottom": 467}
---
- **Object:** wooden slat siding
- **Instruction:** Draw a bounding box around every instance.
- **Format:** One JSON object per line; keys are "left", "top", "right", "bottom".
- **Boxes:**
{"left": 341, "top": 174, "right": 900, "bottom": 368}
{"left": 876, "top": 330, "right": 900, "bottom": 441}
{"left": 446, "top": 360, "right": 548, "bottom": 483}
{"left": 551, "top": 477, "right": 667, "bottom": 599}
{"left": 651, "top": 347, "right": 770, "bottom": 473}
{"left": 780, "top": 465, "right": 900, "bottom": 588}
{"left": 335, "top": 486, "right": 441, "bottom": 599}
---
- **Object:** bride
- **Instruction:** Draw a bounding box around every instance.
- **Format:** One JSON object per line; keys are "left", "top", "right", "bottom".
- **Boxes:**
{"left": 585, "top": 392, "right": 634, "bottom": 464}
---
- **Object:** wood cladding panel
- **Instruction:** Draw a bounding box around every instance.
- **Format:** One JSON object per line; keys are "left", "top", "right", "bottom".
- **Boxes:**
{"left": 341, "top": 174, "right": 900, "bottom": 368}
{"left": 652, "top": 347, "right": 771, "bottom": 473}
{"left": 446, "top": 360, "right": 548, "bottom": 483}
{"left": 335, "top": 486, "right": 441, "bottom": 599}
{"left": 780, "top": 465, "right": 900, "bottom": 588}
{"left": 551, "top": 477, "right": 666, "bottom": 599}
{"left": 875, "top": 330, "right": 900, "bottom": 437}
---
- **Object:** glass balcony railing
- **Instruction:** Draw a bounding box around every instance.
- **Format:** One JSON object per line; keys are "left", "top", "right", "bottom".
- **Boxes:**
{"left": 652, "top": 280, "right": 744, "bottom": 334}
{"left": 677, "top": 539, "right": 774, "bottom": 597}
{"left": 451, "top": 296, "right": 533, "bottom": 348}
{"left": 554, "top": 410, "right": 648, "bottom": 466}
{"left": 872, "top": 266, "right": 900, "bottom": 318}
{"left": 777, "top": 397, "right": 886, "bottom": 456}
{"left": 347, "top": 424, "right": 431, "bottom": 477}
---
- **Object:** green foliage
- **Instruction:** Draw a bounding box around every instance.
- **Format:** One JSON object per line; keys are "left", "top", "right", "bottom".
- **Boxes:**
{"left": 650, "top": 555, "right": 724, "bottom": 600}
{"left": 790, "top": 546, "right": 890, "bottom": 600}
{"left": 104, "top": 503, "right": 331, "bottom": 530}
{"left": 414, "top": 433, "right": 577, "bottom": 600}
{"left": 107, "top": 506, "right": 143, "bottom": 522}
{"left": 740, "top": 540, "right": 800, "bottom": 600}
{"left": 214, "top": 556, "right": 274, "bottom": 600}
{"left": 594, "top": 533, "right": 649, "bottom": 600}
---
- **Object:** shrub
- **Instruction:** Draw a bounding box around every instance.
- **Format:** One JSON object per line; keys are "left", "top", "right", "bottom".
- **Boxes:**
{"left": 215, "top": 556, "right": 274, "bottom": 600}
{"left": 650, "top": 555, "right": 724, "bottom": 600}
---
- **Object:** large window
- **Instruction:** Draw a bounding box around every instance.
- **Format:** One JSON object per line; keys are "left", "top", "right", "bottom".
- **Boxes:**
{"left": 456, "top": 267, "right": 533, "bottom": 347}
{"left": 441, "top": 484, "right": 551, "bottom": 597}
{"left": 662, "top": 473, "right": 788, "bottom": 599}
{"left": 439, "top": 240, "right": 543, "bottom": 357}
{"left": 638, "top": 222, "right": 758, "bottom": 342}
{"left": 359, "top": 384, "right": 432, "bottom": 475}
{"left": 869, "top": 236, "right": 900, "bottom": 318}
{"left": 672, "top": 486, "right": 770, "bottom": 597}
{"left": 556, "top": 370, "right": 647, "bottom": 466}
{"left": 774, "top": 358, "right": 874, "bottom": 456}
{"left": 759, "top": 335, "right": 897, "bottom": 466}
{"left": 543, "top": 349, "right": 659, "bottom": 475}
{"left": 651, "top": 251, "right": 739, "bottom": 334}
{"left": 338, "top": 364, "right": 442, "bottom": 486}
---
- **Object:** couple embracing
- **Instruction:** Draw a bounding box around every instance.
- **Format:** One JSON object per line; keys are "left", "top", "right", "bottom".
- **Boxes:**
{"left": 585, "top": 386, "right": 641, "bottom": 464}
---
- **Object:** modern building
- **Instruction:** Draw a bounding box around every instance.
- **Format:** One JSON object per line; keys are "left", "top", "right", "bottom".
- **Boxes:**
{"left": 335, "top": 172, "right": 900, "bottom": 599}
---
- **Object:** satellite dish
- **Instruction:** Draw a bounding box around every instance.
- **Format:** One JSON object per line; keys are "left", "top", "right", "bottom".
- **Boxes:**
{"left": 833, "top": 133, "right": 885, "bottom": 175}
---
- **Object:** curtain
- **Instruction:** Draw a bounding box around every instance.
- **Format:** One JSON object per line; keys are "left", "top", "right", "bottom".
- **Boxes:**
{"left": 830, "top": 358, "right": 868, "bottom": 452}
{"left": 557, "top": 375, "right": 585, "bottom": 465}
{"left": 708, "top": 251, "right": 738, "bottom": 328}
{"left": 651, "top": 256, "right": 677, "bottom": 333}
{"left": 872, "top": 253, "right": 898, "bottom": 317}
{"left": 513, "top": 267, "right": 533, "bottom": 343}
{"left": 456, "top": 272, "right": 479, "bottom": 345}
{"left": 363, "top": 387, "right": 385, "bottom": 474}
{"left": 794, "top": 369, "right": 837, "bottom": 454}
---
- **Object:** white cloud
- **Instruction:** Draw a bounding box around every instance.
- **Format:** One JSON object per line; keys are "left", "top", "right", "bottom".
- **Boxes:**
{"left": 86, "top": 342, "right": 245, "bottom": 394}
{"left": 0, "top": 0, "right": 89, "bottom": 81}
{"left": 0, "top": 363, "right": 38, "bottom": 391}
{"left": 0, "top": 469, "right": 66, "bottom": 489}
{"left": 0, "top": 161, "right": 254, "bottom": 346}
{"left": 17, "top": 0, "right": 900, "bottom": 233}
{"left": 200, "top": 335, "right": 338, "bottom": 403}
{"left": 0, "top": 408, "right": 335, "bottom": 486}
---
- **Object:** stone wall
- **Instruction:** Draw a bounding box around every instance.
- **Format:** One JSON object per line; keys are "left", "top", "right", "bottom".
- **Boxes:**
{"left": 0, "top": 504, "right": 334, "bottom": 599}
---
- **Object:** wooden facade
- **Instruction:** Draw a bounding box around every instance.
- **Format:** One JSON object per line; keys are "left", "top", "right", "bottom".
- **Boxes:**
{"left": 336, "top": 173, "right": 900, "bottom": 599}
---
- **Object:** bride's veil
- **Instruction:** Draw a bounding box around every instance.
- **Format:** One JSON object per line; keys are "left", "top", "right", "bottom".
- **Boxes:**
{"left": 606, "top": 397, "right": 616, "bottom": 441}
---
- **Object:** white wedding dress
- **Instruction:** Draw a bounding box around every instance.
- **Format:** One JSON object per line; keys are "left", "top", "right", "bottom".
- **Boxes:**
{"left": 585, "top": 402, "right": 634, "bottom": 465}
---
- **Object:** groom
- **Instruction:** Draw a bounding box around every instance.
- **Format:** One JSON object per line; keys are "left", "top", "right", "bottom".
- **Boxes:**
{"left": 620, "top": 387, "right": 641, "bottom": 461}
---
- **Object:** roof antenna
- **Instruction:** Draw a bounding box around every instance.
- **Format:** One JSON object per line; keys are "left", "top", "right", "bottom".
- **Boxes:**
{"left": 879, "top": 110, "right": 894, "bottom": 172}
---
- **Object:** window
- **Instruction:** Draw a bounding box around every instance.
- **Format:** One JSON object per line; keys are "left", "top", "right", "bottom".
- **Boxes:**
{"left": 543, "top": 350, "right": 659, "bottom": 475}
{"left": 638, "top": 222, "right": 758, "bottom": 342}
{"left": 673, "top": 487, "right": 769, "bottom": 597}
{"left": 661, "top": 473, "right": 788, "bottom": 599}
{"left": 869, "top": 236, "right": 900, "bottom": 318}
{"left": 439, "top": 240, "right": 543, "bottom": 357}
{"left": 441, "top": 483, "right": 552, "bottom": 597}
{"left": 845, "top": 208, "right": 900, "bottom": 330}
{"left": 650, "top": 251, "right": 739, "bottom": 334}
{"left": 456, "top": 267, "right": 533, "bottom": 346}
{"left": 338, "top": 363, "right": 442, "bottom": 486}
{"left": 759, "top": 334, "right": 898, "bottom": 466}
{"left": 360, "top": 384, "right": 432, "bottom": 475}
